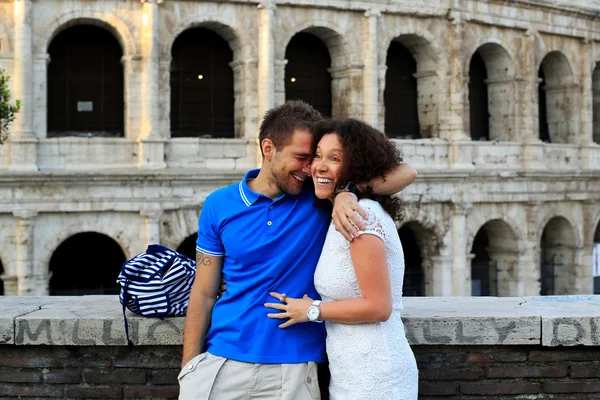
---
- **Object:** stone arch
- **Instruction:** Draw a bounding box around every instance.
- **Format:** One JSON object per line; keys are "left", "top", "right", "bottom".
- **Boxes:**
{"left": 279, "top": 23, "right": 354, "bottom": 118}
{"left": 383, "top": 34, "right": 441, "bottom": 139}
{"left": 163, "top": 19, "right": 245, "bottom": 61}
{"left": 41, "top": 11, "right": 136, "bottom": 56}
{"left": 467, "top": 42, "right": 516, "bottom": 142}
{"left": 538, "top": 51, "right": 578, "bottom": 144}
{"left": 378, "top": 26, "right": 445, "bottom": 73}
{"left": 398, "top": 217, "right": 444, "bottom": 296}
{"left": 470, "top": 219, "right": 520, "bottom": 297}
{"left": 278, "top": 23, "right": 351, "bottom": 69}
{"left": 536, "top": 210, "right": 582, "bottom": 250}
{"left": 540, "top": 216, "right": 577, "bottom": 295}
{"left": 164, "top": 20, "right": 245, "bottom": 138}
{"left": 49, "top": 232, "right": 126, "bottom": 295}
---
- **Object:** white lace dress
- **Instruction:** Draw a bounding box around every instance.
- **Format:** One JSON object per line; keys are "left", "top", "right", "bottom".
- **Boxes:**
{"left": 314, "top": 199, "right": 418, "bottom": 400}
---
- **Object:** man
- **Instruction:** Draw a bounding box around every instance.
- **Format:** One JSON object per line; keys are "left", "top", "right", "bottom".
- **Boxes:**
{"left": 179, "top": 101, "right": 417, "bottom": 400}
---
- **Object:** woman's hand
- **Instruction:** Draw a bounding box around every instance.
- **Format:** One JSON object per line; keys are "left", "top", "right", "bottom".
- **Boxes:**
{"left": 264, "top": 292, "right": 314, "bottom": 328}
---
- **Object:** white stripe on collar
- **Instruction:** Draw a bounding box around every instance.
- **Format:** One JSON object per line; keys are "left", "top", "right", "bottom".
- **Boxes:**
{"left": 239, "top": 180, "right": 251, "bottom": 207}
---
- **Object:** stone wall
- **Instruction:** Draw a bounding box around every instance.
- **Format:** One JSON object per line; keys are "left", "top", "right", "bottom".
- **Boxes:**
{"left": 1, "top": 296, "right": 599, "bottom": 399}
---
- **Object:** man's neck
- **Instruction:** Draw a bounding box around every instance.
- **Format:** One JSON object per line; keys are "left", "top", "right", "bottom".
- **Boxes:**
{"left": 247, "top": 169, "right": 284, "bottom": 200}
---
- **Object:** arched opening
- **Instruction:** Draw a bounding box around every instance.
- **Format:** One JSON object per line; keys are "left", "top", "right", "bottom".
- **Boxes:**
{"left": 0, "top": 257, "right": 4, "bottom": 296}
{"left": 592, "top": 62, "right": 600, "bottom": 144}
{"left": 468, "top": 51, "right": 489, "bottom": 141}
{"left": 538, "top": 67, "right": 550, "bottom": 142}
{"left": 47, "top": 25, "right": 124, "bottom": 137}
{"left": 468, "top": 44, "right": 515, "bottom": 142}
{"left": 540, "top": 217, "right": 576, "bottom": 295}
{"left": 593, "top": 222, "right": 600, "bottom": 294}
{"left": 170, "top": 28, "right": 234, "bottom": 138}
{"left": 285, "top": 32, "right": 332, "bottom": 117}
{"left": 471, "top": 228, "right": 493, "bottom": 296}
{"left": 176, "top": 233, "right": 198, "bottom": 261}
{"left": 384, "top": 41, "right": 419, "bottom": 139}
{"left": 49, "top": 232, "right": 126, "bottom": 295}
{"left": 538, "top": 52, "right": 577, "bottom": 144}
{"left": 471, "top": 220, "right": 519, "bottom": 296}
{"left": 398, "top": 226, "right": 424, "bottom": 296}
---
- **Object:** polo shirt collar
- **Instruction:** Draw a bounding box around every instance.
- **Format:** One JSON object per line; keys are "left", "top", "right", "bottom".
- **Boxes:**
{"left": 239, "top": 169, "right": 262, "bottom": 206}
{"left": 239, "top": 168, "right": 293, "bottom": 206}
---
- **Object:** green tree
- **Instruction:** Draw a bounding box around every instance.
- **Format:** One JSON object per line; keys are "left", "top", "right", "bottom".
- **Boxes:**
{"left": 0, "top": 69, "right": 21, "bottom": 145}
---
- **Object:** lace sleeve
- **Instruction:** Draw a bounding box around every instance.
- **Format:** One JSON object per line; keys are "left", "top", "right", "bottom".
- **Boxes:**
{"left": 353, "top": 200, "right": 386, "bottom": 241}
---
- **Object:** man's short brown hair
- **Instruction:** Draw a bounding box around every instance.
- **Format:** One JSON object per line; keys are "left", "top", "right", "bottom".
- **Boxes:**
{"left": 258, "top": 100, "right": 324, "bottom": 156}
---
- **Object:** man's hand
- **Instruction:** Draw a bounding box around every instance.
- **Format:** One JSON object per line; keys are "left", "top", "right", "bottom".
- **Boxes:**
{"left": 332, "top": 192, "right": 368, "bottom": 241}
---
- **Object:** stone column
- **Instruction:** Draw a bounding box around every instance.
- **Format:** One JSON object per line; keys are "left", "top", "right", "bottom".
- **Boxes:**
{"left": 362, "top": 8, "right": 380, "bottom": 128}
{"left": 13, "top": 210, "right": 37, "bottom": 296}
{"left": 451, "top": 203, "right": 471, "bottom": 295}
{"left": 140, "top": 208, "right": 163, "bottom": 249}
{"left": 9, "top": 0, "right": 37, "bottom": 171}
{"left": 430, "top": 254, "right": 453, "bottom": 296}
{"left": 138, "top": 0, "right": 166, "bottom": 169}
{"left": 257, "top": 0, "right": 276, "bottom": 122}
{"left": 445, "top": 12, "right": 472, "bottom": 169}
{"left": 579, "top": 38, "right": 594, "bottom": 169}
{"left": 330, "top": 65, "right": 364, "bottom": 119}
{"left": 523, "top": 202, "right": 541, "bottom": 295}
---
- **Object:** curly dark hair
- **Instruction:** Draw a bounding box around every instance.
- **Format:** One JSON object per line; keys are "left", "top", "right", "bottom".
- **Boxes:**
{"left": 312, "top": 118, "right": 405, "bottom": 221}
{"left": 258, "top": 100, "right": 323, "bottom": 156}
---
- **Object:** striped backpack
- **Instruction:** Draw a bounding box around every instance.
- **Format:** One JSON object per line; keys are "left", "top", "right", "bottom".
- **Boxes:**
{"left": 117, "top": 244, "right": 196, "bottom": 344}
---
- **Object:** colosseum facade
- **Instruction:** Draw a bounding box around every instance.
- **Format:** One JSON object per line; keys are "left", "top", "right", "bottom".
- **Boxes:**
{"left": 0, "top": 0, "right": 599, "bottom": 297}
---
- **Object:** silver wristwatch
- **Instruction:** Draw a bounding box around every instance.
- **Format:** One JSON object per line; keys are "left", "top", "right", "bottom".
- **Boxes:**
{"left": 307, "top": 300, "right": 323, "bottom": 323}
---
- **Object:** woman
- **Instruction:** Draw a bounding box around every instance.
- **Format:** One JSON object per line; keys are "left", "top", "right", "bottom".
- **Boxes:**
{"left": 265, "top": 118, "right": 419, "bottom": 399}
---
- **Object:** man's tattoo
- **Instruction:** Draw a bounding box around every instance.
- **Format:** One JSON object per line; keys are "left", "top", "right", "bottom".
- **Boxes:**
{"left": 197, "top": 253, "right": 212, "bottom": 267}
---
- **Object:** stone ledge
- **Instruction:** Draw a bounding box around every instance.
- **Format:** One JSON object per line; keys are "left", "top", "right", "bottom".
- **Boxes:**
{"left": 1, "top": 296, "right": 598, "bottom": 347}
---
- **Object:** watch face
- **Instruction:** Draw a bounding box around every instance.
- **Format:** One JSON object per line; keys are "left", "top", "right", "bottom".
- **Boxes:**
{"left": 308, "top": 306, "right": 319, "bottom": 321}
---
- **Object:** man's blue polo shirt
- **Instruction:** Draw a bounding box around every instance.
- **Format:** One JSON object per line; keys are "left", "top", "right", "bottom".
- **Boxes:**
{"left": 196, "top": 169, "right": 330, "bottom": 363}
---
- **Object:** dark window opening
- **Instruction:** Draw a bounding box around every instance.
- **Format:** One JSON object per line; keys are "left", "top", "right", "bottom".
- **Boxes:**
{"left": 469, "top": 51, "right": 489, "bottom": 141}
{"left": 285, "top": 32, "right": 332, "bottom": 118}
{"left": 49, "top": 232, "right": 126, "bottom": 295}
{"left": 538, "top": 68, "right": 550, "bottom": 143}
{"left": 177, "top": 233, "right": 198, "bottom": 261}
{"left": 471, "top": 229, "right": 496, "bottom": 296}
{"left": 399, "top": 227, "right": 424, "bottom": 296}
{"left": 0, "top": 258, "right": 4, "bottom": 296}
{"left": 171, "top": 28, "right": 234, "bottom": 138}
{"left": 384, "top": 41, "right": 420, "bottom": 139}
{"left": 48, "top": 25, "right": 124, "bottom": 137}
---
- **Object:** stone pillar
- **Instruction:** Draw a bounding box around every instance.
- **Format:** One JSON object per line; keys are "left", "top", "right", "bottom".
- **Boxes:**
{"left": 141, "top": 209, "right": 162, "bottom": 249}
{"left": 445, "top": 12, "right": 472, "bottom": 169}
{"left": 362, "top": 9, "right": 380, "bottom": 128}
{"left": 13, "top": 210, "right": 37, "bottom": 296}
{"left": 430, "top": 254, "right": 453, "bottom": 296}
{"left": 451, "top": 203, "right": 470, "bottom": 295}
{"left": 579, "top": 201, "right": 596, "bottom": 294}
{"left": 257, "top": 0, "right": 276, "bottom": 122}
{"left": 330, "top": 65, "right": 364, "bottom": 119}
{"left": 9, "top": 0, "right": 37, "bottom": 171}
{"left": 579, "top": 39, "right": 594, "bottom": 169}
{"left": 523, "top": 202, "right": 541, "bottom": 295}
{"left": 489, "top": 248, "right": 520, "bottom": 296}
{"left": 33, "top": 53, "right": 50, "bottom": 140}
{"left": 138, "top": 0, "right": 166, "bottom": 169}
{"left": 274, "top": 59, "right": 288, "bottom": 107}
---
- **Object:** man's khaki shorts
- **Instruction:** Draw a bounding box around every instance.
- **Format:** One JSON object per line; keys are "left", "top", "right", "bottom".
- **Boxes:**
{"left": 178, "top": 352, "right": 321, "bottom": 400}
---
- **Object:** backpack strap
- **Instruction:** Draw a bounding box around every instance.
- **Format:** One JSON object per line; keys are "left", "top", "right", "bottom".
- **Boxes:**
{"left": 121, "top": 280, "right": 134, "bottom": 346}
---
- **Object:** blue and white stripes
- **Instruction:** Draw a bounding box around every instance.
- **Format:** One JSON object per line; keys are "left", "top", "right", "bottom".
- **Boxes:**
{"left": 117, "top": 244, "right": 196, "bottom": 344}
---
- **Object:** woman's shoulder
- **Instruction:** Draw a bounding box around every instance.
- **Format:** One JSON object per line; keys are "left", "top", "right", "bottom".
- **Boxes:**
{"left": 357, "top": 198, "right": 385, "bottom": 215}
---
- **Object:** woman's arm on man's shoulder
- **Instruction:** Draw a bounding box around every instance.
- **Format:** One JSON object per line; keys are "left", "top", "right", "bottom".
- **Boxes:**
{"left": 365, "top": 162, "right": 417, "bottom": 195}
